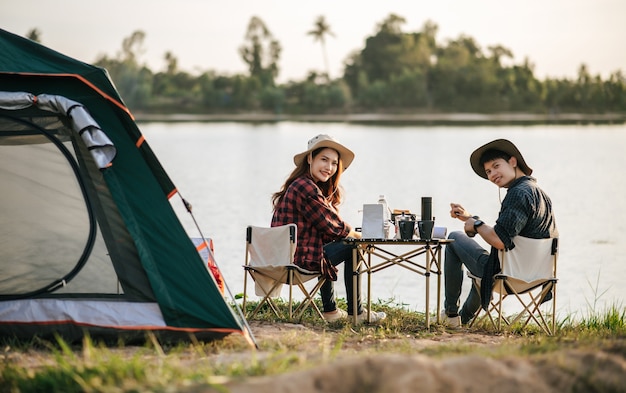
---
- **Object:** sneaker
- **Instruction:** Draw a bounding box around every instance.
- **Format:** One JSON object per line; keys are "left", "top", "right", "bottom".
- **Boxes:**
{"left": 356, "top": 311, "right": 387, "bottom": 324}
{"left": 440, "top": 310, "right": 461, "bottom": 328}
{"left": 323, "top": 308, "right": 348, "bottom": 322}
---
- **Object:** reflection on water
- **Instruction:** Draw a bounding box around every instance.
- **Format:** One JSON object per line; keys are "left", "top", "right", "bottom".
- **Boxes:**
{"left": 142, "top": 121, "right": 626, "bottom": 319}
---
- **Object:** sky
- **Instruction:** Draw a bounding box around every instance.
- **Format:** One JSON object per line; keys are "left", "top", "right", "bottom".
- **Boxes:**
{"left": 2, "top": 0, "right": 625, "bottom": 83}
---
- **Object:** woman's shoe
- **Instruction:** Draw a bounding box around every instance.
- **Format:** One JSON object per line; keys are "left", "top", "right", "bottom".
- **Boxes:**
{"left": 323, "top": 308, "right": 348, "bottom": 322}
{"left": 356, "top": 311, "right": 387, "bottom": 324}
{"left": 440, "top": 310, "right": 461, "bottom": 328}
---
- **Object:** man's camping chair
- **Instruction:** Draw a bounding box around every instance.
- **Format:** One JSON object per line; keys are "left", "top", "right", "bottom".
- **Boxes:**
{"left": 242, "top": 224, "right": 326, "bottom": 320}
{"left": 469, "top": 236, "right": 558, "bottom": 335}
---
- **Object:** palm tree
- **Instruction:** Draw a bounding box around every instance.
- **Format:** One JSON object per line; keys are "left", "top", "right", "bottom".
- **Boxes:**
{"left": 307, "top": 15, "right": 335, "bottom": 80}
{"left": 239, "top": 16, "right": 282, "bottom": 85}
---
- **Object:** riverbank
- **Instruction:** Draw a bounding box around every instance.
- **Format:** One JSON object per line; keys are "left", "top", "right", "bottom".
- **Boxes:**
{"left": 134, "top": 112, "right": 626, "bottom": 125}
{"left": 6, "top": 321, "right": 624, "bottom": 393}
{"left": 2, "top": 305, "right": 625, "bottom": 392}
{"left": 212, "top": 321, "right": 626, "bottom": 393}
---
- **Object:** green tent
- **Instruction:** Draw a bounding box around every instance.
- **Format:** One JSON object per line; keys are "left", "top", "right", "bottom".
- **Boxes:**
{"left": 0, "top": 28, "right": 252, "bottom": 345}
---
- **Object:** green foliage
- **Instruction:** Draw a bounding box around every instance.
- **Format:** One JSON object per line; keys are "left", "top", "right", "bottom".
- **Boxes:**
{"left": 1, "top": 335, "right": 154, "bottom": 392}
{"left": 86, "top": 17, "right": 625, "bottom": 116}
{"left": 259, "top": 85, "right": 286, "bottom": 113}
{"left": 93, "top": 30, "right": 154, "bottom": 110}
{"left": 283, "top": 78, "right": 351, "bottom": 114}
{"left": 579, "top": 304, "right": 626, "bottom": 333}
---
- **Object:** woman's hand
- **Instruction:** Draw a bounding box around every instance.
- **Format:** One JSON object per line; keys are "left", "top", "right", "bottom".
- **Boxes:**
{"left": 450, "top": 203, "right": 471, "bottom": 221}
{"left": 347, "top": 228, "right": 362, "bottom": 239}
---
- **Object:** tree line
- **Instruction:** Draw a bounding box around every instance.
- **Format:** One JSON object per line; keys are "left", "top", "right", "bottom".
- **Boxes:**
{"left": 26, "top": 14, "right": 626, "bottom": 115}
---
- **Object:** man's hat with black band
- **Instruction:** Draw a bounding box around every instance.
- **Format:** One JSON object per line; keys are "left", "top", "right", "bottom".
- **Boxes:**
{"left": 470, "top": 139, "right": 532, "bottom": 179}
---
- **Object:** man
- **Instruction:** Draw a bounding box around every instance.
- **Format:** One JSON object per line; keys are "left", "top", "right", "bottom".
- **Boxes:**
{"left": 442, "top": 139, "right": 558, "bottom": 327}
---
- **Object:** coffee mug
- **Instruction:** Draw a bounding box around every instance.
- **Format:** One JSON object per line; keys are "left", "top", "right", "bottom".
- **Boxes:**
{"left": 398, "top": 220, "right": 416, "bottom": 240}
{"left": 418, "top": 220, "right": 435, "bottom": 240}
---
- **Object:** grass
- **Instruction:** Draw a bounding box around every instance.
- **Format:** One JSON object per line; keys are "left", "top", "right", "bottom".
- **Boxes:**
{"left": 1, "top": 298, "right": 624, "bottom": 392}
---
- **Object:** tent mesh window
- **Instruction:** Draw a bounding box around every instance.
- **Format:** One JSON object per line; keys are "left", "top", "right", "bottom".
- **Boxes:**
{"left": 0, "top": 111, "right": 154, "bottom": 301}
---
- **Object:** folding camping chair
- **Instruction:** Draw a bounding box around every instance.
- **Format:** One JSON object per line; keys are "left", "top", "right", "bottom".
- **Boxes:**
{"left": 242, "top": 224, "right": 326, "bottom": 320}
{"left": 469, "top": 237, "right": 558, "bottom": 335}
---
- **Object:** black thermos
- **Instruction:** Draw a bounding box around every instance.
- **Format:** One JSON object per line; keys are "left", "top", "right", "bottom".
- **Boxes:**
{"left": 421, "top": 197, "right": 432, "bottom": 221}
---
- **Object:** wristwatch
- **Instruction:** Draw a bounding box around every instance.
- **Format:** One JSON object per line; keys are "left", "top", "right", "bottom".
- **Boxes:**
{"left": 466, "top": 216, "right": 482, "bottom": 238}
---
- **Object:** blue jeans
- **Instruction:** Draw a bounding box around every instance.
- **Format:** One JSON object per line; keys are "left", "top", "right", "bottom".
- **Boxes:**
{"left": 444, "top": 231, "right": 490, "bottom": 324}
{"left": 321, "top": 240, "right": 362, "bottom": 315}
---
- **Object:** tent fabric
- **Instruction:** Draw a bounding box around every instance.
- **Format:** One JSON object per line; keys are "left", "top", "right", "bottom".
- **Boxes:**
{"left": 1, "top": 299, "right": 166, "bottom": 327}
{"left": 0, "top": 28, "right": 248, "bottom": 344}
{"left": 0, "top": 91, "right": 117, "bottom": 168}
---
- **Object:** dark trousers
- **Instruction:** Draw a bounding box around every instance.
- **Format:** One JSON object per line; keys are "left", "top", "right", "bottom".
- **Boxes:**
{"left": 321, "top": 240, "right": 362, "bottom": 315}
{"left": 444, "top": 231, "right": 490, "bottom": 323}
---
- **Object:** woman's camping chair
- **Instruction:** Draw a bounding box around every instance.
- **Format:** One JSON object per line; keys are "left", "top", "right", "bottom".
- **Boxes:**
{"left": 469, "top": 236, "right": 558, "bottom": 335}
{"left": 242, "top": 224, "right": 326, "bottom": 320}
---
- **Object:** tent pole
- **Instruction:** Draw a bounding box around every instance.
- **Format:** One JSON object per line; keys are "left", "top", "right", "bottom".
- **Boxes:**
{"left": 180, "top": 196, "right": 258, "bottom": 349}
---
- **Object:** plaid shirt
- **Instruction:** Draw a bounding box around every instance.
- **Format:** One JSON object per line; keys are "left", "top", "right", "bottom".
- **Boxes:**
{"left": 494, "top": 176, "right": 558, "bottom": 250}
{"left": 271, "top": 175, "right": 351, "bottom": 271}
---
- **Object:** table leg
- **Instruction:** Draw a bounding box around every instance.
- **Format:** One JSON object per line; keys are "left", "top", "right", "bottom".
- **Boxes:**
{"left": 352, "top": 246, "right": 358, "bottom": 325}
{"left": 367, "top": 249, "right": 372, "bottom": 323}
{"left": 425, "top": 244, "right": 431, "bottom": 328}
{"left": 436, "top": 245, "right": 442, "bottom": 324}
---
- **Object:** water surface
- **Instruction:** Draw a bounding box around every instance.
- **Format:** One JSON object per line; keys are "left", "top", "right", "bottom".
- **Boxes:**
{"left": 141, "top": 122, "right": 626, "bottom": 319}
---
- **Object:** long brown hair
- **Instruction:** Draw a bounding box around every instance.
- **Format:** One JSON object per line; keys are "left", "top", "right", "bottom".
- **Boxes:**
{"left": 272, "top": 147, "right": 345, "bottom": 209}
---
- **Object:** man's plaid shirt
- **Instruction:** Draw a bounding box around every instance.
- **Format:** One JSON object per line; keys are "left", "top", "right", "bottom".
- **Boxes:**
{"left": 494, "top": 176, "right": 558, "bottom": 250}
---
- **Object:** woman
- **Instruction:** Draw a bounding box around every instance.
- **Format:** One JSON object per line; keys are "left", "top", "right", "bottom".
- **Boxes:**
{"left": 271, "top": 134, "right": 386, "bottom": 323}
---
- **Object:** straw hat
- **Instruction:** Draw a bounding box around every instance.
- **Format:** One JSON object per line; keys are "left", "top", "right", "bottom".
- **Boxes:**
{"left": 470, "top": 139, "right": 533, "bottom": 179}
{"left": 293, "top": 134, "right": 355, "bottom": 170}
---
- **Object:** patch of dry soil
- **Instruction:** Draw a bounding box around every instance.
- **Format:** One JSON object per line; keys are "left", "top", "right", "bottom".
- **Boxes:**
{"left": 193, "top": 321, "right": 626, "bottom": 393}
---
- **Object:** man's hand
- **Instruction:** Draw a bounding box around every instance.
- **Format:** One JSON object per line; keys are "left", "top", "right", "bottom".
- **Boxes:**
{"left": 450, "top": 203, "right": 471, "bottom": 221}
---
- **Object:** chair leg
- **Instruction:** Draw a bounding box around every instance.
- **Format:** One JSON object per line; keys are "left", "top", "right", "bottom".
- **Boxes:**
{"left": 468, "top": 278, "right": 498, "bottom": 329}
{"left": 471, "top": 276, "right": 556, "bottom": 336}
{"left": 468, "top": 278, "right": 511, "bottom": 331}
{"left": 288, "top": 269, "right": 294, "bottom": 319}
{"left": 243, "top": 270, "right": 249, "bottom": 314}
{"left": 293, "top": 277, "right": 325, "bottom": 320}
{"left": 469, "top": 281, "right": 487, "bottom": 328}
{"left": 501, "top": 281, "right": 556, "bottom": 335}
{"left": 246, "top": 270, "right": 289, "bottom": 319}
{"left": 525, "top": 283, "right": 556, "bottom": 335}
{"left": 490, "top": 294, "right": 507, "bottom": 328}
{"left": 551, "top": 282, "right": 557, "bottom": 334}
{"left": 496, "top": 279, "right": 505, "bottom": 331}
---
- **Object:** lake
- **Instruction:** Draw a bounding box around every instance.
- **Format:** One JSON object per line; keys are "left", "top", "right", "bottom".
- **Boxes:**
{"left": 140, "top": 121, "right": 626, "bottom": 320}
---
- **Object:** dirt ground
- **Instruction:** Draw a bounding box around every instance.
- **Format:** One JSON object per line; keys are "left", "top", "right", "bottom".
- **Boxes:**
{"left": 188, "top": 320, "right": 626, "bottom": 393}
{"left": 4, "top": 320, "right": 625, "bottom": 392}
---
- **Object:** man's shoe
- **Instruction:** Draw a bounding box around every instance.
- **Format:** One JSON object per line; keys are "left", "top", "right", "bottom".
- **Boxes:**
{"left": 356, "top": 311, "right": 387, "bottom": 324}
{"left": 323, "top": 308, "right": 348, "bottom": 322}
{"left": 440, "top": 310, "right": 461, "bottom": 328}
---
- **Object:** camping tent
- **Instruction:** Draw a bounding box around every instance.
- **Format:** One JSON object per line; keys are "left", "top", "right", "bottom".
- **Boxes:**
{"left": 0, "top": 28, "right": 251, "bottom": 345}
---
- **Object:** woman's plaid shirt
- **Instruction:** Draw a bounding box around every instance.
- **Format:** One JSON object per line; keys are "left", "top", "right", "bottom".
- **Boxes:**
{"left": 271, "top": 175, "right": 351, "bottom": 271}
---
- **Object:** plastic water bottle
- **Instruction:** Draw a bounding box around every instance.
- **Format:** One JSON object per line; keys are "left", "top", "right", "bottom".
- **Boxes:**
{"left": 378, "top": 195, "right": 391, "bottom": 221}
{"left": 378, "top": 195, "right": 392, "bottom": 238}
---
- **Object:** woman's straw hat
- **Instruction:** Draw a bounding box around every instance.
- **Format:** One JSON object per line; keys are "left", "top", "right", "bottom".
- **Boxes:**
{"left": 293, "top": 134, "right": 355, "bottom": 170}
{"left": 470, "top": 139, "right": 533, "bottom": 179}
